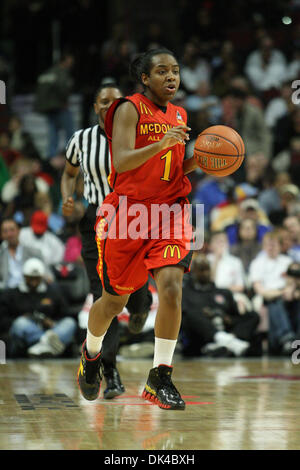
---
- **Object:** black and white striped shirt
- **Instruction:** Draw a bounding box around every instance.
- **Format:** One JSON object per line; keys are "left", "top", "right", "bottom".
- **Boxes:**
{"left": 65, "top": 125, "right": 112, "bottom": 205}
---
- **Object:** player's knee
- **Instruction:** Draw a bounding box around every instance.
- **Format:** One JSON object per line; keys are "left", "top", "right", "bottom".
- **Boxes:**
{"left": 160, "top": 278, "right": 182, "bottom": 309}
{"left": 101, "top": 293, "right": 128, "bottom": 318}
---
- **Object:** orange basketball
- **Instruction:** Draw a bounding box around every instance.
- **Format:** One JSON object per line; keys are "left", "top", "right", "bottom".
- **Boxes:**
{"left": 193, "top": 125, "right": 245, "bottom": 177}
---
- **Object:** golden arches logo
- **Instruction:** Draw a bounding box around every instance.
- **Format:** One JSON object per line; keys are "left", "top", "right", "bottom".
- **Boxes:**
{"left": 163, "top": 245, "right": 181, "bottom": 259}
{"left": 139, "top": 102, "right": 153, "bottom": 116}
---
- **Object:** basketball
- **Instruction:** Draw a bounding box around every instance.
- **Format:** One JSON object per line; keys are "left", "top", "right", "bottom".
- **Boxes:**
{"left": 193, "top": 125, "right": 245, "bottom": 177}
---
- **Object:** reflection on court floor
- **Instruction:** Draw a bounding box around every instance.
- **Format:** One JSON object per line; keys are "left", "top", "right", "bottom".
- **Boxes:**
{"left": 1, "top": 358, "right": 300, "bottom": 450}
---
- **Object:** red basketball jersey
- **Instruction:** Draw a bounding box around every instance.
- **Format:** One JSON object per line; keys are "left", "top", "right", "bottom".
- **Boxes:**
{"left": 105, "top": 93, "right": 191, "bottom": 203}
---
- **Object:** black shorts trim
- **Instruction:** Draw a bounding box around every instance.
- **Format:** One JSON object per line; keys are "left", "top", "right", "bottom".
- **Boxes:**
{"left": 177, "top": 249, "right": 193, "bottom": 271}
{"left": 126, "top": 281, "right": 152, "bottom": 314}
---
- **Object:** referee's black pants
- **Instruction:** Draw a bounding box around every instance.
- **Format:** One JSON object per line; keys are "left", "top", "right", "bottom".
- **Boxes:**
{"left": 79, "top": 204, "right": 152, "bottom": 370}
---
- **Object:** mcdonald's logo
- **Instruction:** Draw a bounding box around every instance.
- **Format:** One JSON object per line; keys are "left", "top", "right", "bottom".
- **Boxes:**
{"left": 139, "top": 102, "right": 153, "bottom": 116}
{"left": 163, "top": 244, "right": 181, "bottom": 259}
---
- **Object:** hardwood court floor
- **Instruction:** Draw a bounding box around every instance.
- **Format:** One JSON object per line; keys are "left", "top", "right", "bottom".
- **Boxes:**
{"left": 1, "top": 357, "right": 300, "bottom": 450}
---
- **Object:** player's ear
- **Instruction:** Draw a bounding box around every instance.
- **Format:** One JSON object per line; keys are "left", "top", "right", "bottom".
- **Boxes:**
{"left": 93, "top": 102, "right": 98, "bottom": 114}
{"left": 141, "top": 73, "right": 149, "bottom": 87}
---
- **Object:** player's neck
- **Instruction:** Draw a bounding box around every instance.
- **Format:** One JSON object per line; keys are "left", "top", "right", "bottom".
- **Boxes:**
{"left": 143, "top": 90, "right": 169, "bottom": 109}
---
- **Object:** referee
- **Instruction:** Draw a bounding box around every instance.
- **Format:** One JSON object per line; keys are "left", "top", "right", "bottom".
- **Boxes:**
{"left": 61, "top": 82, "right": 152, "bottom": 399}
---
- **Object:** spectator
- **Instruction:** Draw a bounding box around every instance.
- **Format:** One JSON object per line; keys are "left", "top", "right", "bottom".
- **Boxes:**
{"left": 1, "top": 258, "right": 77, "bottom": 358}
{"left": 272, "top": 107, "right": 300, "bottom": 182}
{"left": 229, "top": 76, "right": 263, "bottom": 109}
{"left": 140, "top": 22, "right": 169, "bottom": 51}
{"left": 0, "top": 154, "right": 10, "bottom": 194}
{"left": 282, "top": 263, "right": 300, "bottom": 340}
{"left": 218, "top": 198, "right": 271, "bottom": 246}
{"left": 19, "top": 210, "right": 65, "bottom": 267}
{"left": 1, "top": 157, "right": 49, "bottom": 208}
{"left": 249, "top": 231, "right": 293, "bottom": 355}
{"left": 265, "top": 81, "right": 295, "bottom": 129}
{"left": 258, "top": 171, "right": 291, "bottom": 217}
{"left": 0, "top": 218, "right": 43, "bottom": 290}
{"left": 273, "top": 105, "right": 300, "bottom": 160}
{"left": 286, "top": 47, "right": 300, "bottom": 81}
{"left": 269, "top": 184, "right": 300, "bottom": 226}
{"left": 34, "top": 191, "right": 54, "bottom": 217}
{"left": 184, "top": 80, "right": 222, "bottom": 125}
{"left": 108, "top": 39, "right": 136, "bottom": 92}
{"left": 283, "top": 215, "right": 300, "bottom": 262}
{"left": 193, "top": 177, "right": 236, "bottom": 229}
{"left": 209, "top": 182, "right": 259, "bottom": 233}
{"left": 221, "top": 76, "right": 263, "bottom": 128}
{"left": 3, "top": 173, "right": 39, "bottom": 226}
{"left": 207, "top": 230, "right": 246, "bottom": 293}
{"left": 34, "top": 191, "right": 66, "bottom": 236}
{"left": 34, "top": 52, "right": 75, "bottom": 159}
{"left": 212, "top": 60, "right": 239, "bottom": 98}
{"left": 181, "top": 255, "right": 259, "bottom": 357}
{"left": 8, "top": 114, "right": 40, "bottom": 159}
{"left": 180, "top": 41, "right": 211, "bottom": 93}
{"left": 62, "top": 202, "right": 84, "bottom": 264}
{"left": 211, "top": 41, "right": 240, "bottom": 81}
{"left": 238, "top": 151, "right": 270, "bottom": 190}
{"left": 223, "top": 87, "right": 272, "bottom": 160}
{"left": 230, "top": 218, "right": 262, "bottom": 274}
{"left": 244, "top": 34, "right": 287, "bottom": 98}
{"left": 0, "top": 130, "right": 22, "bottom": 168}
{"left": 100, "top": 23, "right": 137, "bottom": 77}
{"left": 276, "top": 226, "right": 294, "bottom": 258}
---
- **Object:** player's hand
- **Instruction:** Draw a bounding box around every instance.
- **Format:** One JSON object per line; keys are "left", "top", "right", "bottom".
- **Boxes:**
{"left": 62, "top": 196, "right": 75, "bottom": 216}
{"left": 159, "top": 125, "right": 191, "bottom": 150}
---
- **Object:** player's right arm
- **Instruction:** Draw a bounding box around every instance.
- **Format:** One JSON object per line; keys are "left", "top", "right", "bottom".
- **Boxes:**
{"left": 183, "top": 156, "right": 198, "bottom": 175}
{"left": 61, "top": 160, "right": 80, "bottom": 216}
{"left": 112, "top": 101, "right": 190, "bottom": 173}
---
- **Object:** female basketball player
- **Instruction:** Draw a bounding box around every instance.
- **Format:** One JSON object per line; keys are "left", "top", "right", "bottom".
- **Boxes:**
{"left": 61, "top": 83, "right": 152, "bottom": 399}
{"left": 78, "top": 49, "right": 198, "bottom": 410}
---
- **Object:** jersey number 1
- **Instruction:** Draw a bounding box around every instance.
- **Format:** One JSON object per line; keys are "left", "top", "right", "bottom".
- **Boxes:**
{"left": 160, "top": 150, "right": 172, "bottom": 181}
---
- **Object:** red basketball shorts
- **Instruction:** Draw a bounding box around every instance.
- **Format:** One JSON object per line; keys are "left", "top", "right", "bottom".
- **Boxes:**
{"left": 95, "top": 192, "right": 193, "bottom": 296}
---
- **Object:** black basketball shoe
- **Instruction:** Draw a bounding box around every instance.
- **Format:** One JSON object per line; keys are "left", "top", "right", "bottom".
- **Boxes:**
{"left": 103, "top": 367, "right": 125, "bottom": 399}
{"left": 77, "top": 340, "right": 103, "bottom": 401}
{"left": 142, "top": 364, "right": 185, "bottom": 410}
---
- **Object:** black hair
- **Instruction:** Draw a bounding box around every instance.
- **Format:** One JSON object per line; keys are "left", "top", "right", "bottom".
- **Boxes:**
{"left": 130, "top": 48, "right": 178, "bottom": 86}
{"left": 94, "top": 79, "right": 123, "bottom": 102}
{"left": 19, "top": 173, "right": 38, "bottom": 194}
{"left": 237, "top": 217, "right": 258, "bottom": 242}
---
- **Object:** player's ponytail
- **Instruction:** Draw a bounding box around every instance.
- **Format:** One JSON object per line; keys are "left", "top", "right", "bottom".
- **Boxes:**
{"left": 129, "top": 48, "right": 177, "bottom": 86}
{"left": 129, "top": 53, "right": 147, "bottom": 85}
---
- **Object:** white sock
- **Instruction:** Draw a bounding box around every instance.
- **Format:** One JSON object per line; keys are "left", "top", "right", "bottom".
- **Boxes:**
{"left": 153, "top": 337, "right": 177, "bottom": 368}
{"left": 86, "top": 329, "right": 106, "bottom": 358}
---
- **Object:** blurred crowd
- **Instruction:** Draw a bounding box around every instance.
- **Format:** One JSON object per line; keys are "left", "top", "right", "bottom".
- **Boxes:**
{"left": 1, "top": 1, "right": 300, "bottom": 360}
